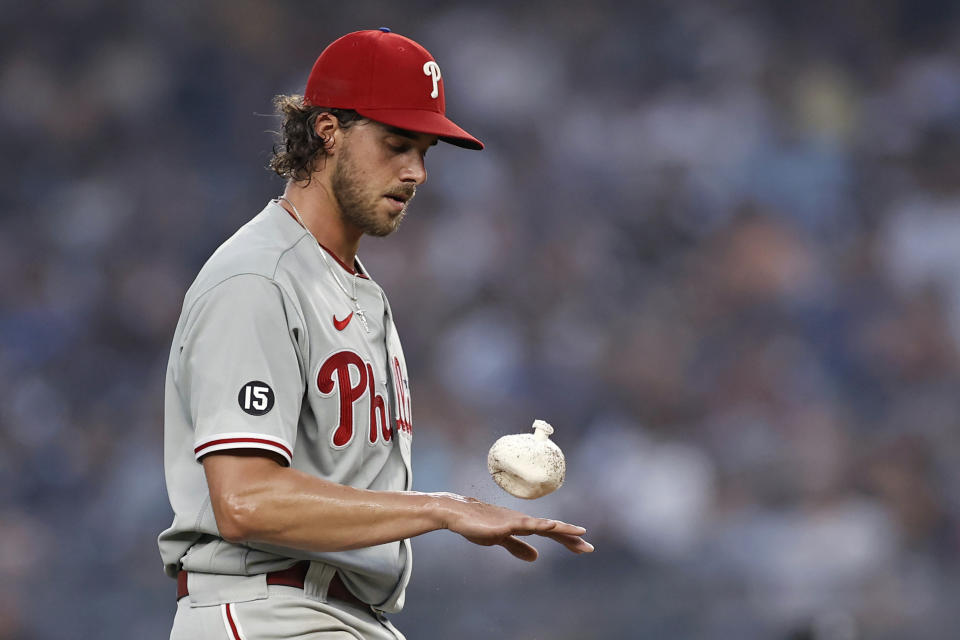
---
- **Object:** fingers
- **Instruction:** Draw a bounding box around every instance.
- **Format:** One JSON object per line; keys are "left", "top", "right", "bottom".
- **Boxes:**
{"left": 520, "top": 519, "right": 588, "bottom": 538}
{"left": 538, "top": 520, "right": 587, "bottom": 536}
{"left": 525, "top": 520, "right": 594, "bottom": 554}
{"left": 511, "top": 519, "right": 595, "bottom": 554}
{"left": 497, "top": 530, "right": 593, "bottom": 557}
{"left": 499, "top": 535, "right": 539, "bottom": 562}
{"left": 515, "top": 518, "right": 585, "bottom": 536}
{"left": 541, "top": 530, "right": 595, "bottom": 553}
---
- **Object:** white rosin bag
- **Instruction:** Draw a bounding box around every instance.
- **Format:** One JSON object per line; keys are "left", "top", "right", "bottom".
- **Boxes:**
{"left": 487, "top": 420, "right": 566, "bottom": 499}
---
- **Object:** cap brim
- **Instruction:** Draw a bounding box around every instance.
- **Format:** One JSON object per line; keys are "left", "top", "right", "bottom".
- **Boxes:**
{"left": 355, "top": 107, "right": 484, "bottom": 150}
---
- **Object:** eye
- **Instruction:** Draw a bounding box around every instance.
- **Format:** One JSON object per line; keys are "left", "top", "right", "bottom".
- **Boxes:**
{"left": 386, "top": 139, "right": 411, "bottom": 154}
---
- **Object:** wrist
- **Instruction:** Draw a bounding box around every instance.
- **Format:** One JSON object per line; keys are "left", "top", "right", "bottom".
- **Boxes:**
{"left": 420, "top": 491, "right": 463, "bottom": 530}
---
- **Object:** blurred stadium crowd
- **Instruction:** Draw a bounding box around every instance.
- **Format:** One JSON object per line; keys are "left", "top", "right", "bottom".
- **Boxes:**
{"left": 2, "top": 1, "right": 960, "bottom": 638}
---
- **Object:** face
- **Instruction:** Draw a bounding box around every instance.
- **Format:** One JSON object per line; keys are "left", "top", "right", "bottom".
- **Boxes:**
{"left": 330, "top": 120, "right": 437, "bottom": 237}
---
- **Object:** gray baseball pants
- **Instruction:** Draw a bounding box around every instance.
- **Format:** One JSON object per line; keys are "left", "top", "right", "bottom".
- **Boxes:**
{"left": 170, "top": 583, "right": 406, "bottom": 640}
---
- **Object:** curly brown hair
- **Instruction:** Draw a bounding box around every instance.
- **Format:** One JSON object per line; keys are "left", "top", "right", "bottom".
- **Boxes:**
{"left": 268, "top": 94, "right": 364, "bottom": 183}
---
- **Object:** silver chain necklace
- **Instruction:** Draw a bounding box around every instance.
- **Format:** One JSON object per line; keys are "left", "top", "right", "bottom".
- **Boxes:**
{"left": 276, "top": 196, "right": 371, "bottom": 333}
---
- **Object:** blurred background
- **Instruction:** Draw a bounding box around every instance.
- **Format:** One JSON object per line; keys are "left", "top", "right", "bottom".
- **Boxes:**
{"left": 2, "top": 0, "right": 960, "bottom": 638}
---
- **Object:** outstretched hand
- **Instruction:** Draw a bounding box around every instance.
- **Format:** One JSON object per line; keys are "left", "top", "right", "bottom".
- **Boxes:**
{"left": 430, "top": 492, "right": 594, "bottom": 562}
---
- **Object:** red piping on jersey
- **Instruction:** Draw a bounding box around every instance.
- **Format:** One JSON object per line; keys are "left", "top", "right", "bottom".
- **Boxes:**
{"left": 195, "top": 437, "right": 293, "bottom": 460}
{"left": 319, "top": 242, "right": 370, "bottom": 279}
{"left": 224, "top": 604, "right": 243, "bottom": 640}
{"left": 279, "top": 204, "right": 370, "bottom": 278}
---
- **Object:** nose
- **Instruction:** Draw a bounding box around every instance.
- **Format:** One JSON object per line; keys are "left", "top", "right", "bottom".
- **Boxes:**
{"left": 400, "top": 154, "right": 427, "bottom": 186}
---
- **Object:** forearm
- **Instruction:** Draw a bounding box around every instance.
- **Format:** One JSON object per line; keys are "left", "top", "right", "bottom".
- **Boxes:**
{"left": 206, "top": 456, "right": 448, "bottom": 551}
{"left": 203, "top": 452, "right": 593, "bottom": 561}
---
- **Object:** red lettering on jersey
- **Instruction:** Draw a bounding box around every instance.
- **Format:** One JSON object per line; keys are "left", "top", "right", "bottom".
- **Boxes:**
{"left": 317, "top": 351, "right": 368, "bottom": 447}
{"left": 367, "top": 362, "right": 390, "bottom": 443}
{"left": 393, "top": 356, "right": 413, "bottom": 434}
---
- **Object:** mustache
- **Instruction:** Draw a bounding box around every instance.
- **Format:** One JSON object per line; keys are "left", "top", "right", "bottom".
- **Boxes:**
{"left": 386, "top": 186, "right": 416, "bottom": 202}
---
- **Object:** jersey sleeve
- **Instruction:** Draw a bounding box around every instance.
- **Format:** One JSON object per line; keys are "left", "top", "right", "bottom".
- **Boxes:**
{"left": 177, "top": 274, "right": 304, "bottom": 465}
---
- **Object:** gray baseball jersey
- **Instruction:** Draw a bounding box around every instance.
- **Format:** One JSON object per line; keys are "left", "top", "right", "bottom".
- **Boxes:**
{"left": 159, "top": 199, "right": 414, "bottom": 613}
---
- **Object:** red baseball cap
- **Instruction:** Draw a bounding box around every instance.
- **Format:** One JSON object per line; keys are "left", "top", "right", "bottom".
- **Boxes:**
{"left": 304, "top": 28, "right": 483, "bottom": 150}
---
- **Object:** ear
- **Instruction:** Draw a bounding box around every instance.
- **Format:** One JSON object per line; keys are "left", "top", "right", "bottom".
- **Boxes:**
{"left": 313, "top": 112, "right": 340, "bottom": 152}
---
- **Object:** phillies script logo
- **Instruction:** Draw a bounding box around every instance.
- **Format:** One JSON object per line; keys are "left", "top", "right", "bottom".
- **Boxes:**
{"left": 317, "top": 350, "right": 412, "bottom": 448}
{"left": 393, "top": 356, "right": 412, "bottom": 435}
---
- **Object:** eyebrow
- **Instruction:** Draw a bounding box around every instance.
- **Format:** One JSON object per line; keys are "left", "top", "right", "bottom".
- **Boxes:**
{"left": 384, "top": 125, "right": 439, "bottom": 146}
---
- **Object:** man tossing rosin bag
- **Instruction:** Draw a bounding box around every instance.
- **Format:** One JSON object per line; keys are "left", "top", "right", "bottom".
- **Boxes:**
{"left": 159, "top": 28, "right": 592, "bottom": 640}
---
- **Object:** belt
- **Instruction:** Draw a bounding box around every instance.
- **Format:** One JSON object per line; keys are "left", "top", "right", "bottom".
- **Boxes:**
{"left": 176, "top": 561, "right": 367, "bottom": 609}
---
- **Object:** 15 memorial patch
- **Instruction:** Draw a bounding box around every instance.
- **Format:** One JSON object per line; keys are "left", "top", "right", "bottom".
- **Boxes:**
{"left": 238, "top": 381, "right": 275, "bottom": 416}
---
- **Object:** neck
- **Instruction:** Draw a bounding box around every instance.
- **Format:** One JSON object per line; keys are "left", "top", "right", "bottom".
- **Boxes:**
{"left": 279, "top": 179, "right": 362, "bottom": 268}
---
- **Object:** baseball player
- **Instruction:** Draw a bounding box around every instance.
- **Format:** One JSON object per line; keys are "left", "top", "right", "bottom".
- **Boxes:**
{"left": 159, "top": 28, "right": 592, "bottom": 640}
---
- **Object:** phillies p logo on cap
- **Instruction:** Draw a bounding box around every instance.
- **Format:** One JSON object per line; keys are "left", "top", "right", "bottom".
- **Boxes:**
{"left": 422, "top": 61, "right": 442, "bottom": 99}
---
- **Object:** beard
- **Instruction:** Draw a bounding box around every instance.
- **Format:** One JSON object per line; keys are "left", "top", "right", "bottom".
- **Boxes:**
{"left": 331, "top": 142, "right": 414, "bottom": 237}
